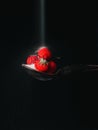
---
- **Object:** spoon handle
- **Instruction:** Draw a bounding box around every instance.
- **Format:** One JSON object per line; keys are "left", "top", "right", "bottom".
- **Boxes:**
{"left": 61, "top": 64, "right": 98, "bottom": 75}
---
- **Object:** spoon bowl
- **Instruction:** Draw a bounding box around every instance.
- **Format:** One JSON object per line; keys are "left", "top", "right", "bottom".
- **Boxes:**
{"left": 22, "top": 64, "right": 59, "bottom": 81}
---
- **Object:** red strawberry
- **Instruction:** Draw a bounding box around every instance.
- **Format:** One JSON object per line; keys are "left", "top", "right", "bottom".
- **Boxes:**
{"left": 26, "top": 55, "right": 38, "bottom": 64}
{"left": 37, "top": 47, "right": 52, "bottom": 60}
{"left": 34, "top": 58, "right": 49, "bottom": 72}
{"left": 48, "top": 61, "right": 57, "bottom": 74}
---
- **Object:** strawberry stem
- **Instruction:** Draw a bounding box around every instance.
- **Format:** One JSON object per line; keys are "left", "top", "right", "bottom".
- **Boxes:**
{"left": 39, "top": 58, "right": 48, "bottom": 65}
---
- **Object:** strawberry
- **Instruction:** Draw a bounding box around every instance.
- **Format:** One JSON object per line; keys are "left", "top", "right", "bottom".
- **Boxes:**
{"left": 48, "top": 61, "right": 57, "bottom": 74}
{"left": 37, "top": 47, "right": 52, "bottom": 60}
{"left": 26, "top": 55, "right": 38, "bottom": 64}
{"left": 34, "top": 58, "right": 49, "bottom": 72}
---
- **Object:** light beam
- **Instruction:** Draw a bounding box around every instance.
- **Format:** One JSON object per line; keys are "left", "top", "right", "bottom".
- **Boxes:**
{"left": 40, "top": 0, "right": 45, "bottom": 43}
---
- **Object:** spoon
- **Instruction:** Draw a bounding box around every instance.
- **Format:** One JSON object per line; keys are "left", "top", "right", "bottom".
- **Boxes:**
{"left": 22, "top": 64, "right": 98, "bottom": 81}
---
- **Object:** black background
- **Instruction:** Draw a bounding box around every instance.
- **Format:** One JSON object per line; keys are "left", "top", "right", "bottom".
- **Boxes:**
{"left": 1, "top": 0, "right": 97, "bottom": 129}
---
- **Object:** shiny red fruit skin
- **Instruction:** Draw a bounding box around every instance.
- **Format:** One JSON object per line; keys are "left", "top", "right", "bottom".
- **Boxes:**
{"left": 38, "top": 47, "right": 52, "bottom": 60}
{"left": 48, "top": 61, "right": 57, "bottom": 74}
{"left": 26, "top": 55, "right": 38, "bottom": 64}
{"left": 35, "top": 60, "right": 49, "bottom": 72}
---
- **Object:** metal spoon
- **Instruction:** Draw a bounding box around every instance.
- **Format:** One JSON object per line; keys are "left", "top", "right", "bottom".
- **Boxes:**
{"left": 22, "top": 64, "right": 98, "bottom": 81}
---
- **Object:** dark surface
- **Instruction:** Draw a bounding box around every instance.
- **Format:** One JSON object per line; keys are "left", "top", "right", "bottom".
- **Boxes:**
{"left": 1, "top": 0, "right": 97, "bottom": 129}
